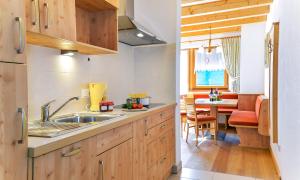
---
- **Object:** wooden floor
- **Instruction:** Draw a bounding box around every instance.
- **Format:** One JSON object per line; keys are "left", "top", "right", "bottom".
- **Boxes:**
{"left": 181, "top": 126, "right": 279, "bottom": 180}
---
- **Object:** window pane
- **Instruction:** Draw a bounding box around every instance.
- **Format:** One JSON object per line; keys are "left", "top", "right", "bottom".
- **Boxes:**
{"left": 196, "top": 70, "right": 225, "bottom": 86}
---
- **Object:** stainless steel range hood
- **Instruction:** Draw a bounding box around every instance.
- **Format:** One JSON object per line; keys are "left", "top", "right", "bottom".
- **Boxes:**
{"left": 118, "top": 0, "right": 166, "bottom": 46}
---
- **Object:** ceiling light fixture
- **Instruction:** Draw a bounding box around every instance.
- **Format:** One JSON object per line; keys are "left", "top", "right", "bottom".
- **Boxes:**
{"left": 136, "top": 32, "right": 144, "bottom": 38}
{"left": 61, "top": 50, "right": 78, "bottom": 56}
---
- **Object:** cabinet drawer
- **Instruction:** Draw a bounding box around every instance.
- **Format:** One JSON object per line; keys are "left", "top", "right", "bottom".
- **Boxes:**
{"left": 147, "top": 108, "right": 175, "bottom": 129}
{"left": 96, "top": 123, "right": 133, "bottom": 155}
{"left": 146, "top": 119, "right": 173, "bottom": 143}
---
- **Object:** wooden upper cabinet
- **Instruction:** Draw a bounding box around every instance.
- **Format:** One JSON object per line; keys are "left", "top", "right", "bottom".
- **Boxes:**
{"left": 95, "top": 139, "right": 133, "bottom": 180}
{"left": 0, "top": 0, "right": 26, "bottom": 63}
{"left": 38, "top": 0, "right": 76, "bottom": 41}
{"left": 25, "top": 0, "right": 40, "bottom": 33}
{"left": 0, "top": 63, "right": 28, "bottom": 180}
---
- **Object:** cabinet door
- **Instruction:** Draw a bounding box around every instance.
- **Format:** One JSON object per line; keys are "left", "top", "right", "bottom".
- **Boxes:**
{"left": 0, "top": 0, "right": 26, "bottom": 63}
{"left": 0, "top": 63, "right": 28, "bottom": 180}
{"left": 39, "top": 0, "right": 76, "bottom": 41}
{"left": 33, "top": 138, "right": 96, "bottom": 180}
{"left": 25, "top": 0, "right": 40, "bottom": 32}
{"left": 95, "top": 139, "right": 133, "bottom": 180}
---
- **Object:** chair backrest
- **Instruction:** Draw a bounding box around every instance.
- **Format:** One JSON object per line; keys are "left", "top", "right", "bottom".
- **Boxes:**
{"left": 184, "top": 97, "right": 196, "bottom": 116}
{"left": 255, "top": 95, "right": 269, "bottom": 136}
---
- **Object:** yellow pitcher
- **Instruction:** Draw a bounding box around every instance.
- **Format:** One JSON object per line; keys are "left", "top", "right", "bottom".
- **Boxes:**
{"left": 89, "top": 83, "right": 107, "bottom": 112}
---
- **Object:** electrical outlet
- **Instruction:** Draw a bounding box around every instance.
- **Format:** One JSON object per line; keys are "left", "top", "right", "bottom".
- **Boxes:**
{"left": 81, "top": 89, "right": 90, "bottom": 98}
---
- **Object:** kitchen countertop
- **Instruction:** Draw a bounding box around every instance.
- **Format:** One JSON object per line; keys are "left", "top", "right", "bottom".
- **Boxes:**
{"left": 28, "top": 102, "right": 176, "bottom": 158}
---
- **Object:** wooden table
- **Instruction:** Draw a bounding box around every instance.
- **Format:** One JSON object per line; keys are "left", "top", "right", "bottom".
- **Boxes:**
{"left": 195, "top": 99, "right": 238, "bottom": 132}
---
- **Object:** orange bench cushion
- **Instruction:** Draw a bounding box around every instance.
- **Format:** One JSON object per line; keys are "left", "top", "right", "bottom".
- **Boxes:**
{"left": 218, "top": 108, "right": 238, "bottom": 114}
{"left": 187, "top": 114, "right": 216, "bottom": 121}
{"left": 228, "top": 111, "right": 258, "bottom": 127}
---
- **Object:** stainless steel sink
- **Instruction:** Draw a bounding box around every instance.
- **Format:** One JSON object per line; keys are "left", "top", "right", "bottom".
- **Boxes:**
{"left": 28, "top": 113, "right": 125, "bottom": 138}
{"left": 53, "top": 114, "right": 123, "bottom": 123}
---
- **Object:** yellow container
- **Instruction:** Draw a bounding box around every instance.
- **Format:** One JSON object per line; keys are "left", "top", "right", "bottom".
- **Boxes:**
{"left": 89, "top": 83, "right": 107, "bottom": 112}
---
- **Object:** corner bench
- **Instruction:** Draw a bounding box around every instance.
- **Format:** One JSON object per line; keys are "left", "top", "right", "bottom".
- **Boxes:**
{"left": 229, "top": 95, "right": 270, "bottom": 148}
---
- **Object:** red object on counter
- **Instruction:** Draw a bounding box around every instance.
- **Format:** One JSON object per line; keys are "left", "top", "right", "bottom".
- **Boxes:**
{"left": 100, "top": 101, "right": 114, "bottom": 112}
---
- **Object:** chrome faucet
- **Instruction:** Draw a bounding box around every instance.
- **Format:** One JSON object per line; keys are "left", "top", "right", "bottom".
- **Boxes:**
{"left": 41, "top": 97, "right": 80, "bottom": 122}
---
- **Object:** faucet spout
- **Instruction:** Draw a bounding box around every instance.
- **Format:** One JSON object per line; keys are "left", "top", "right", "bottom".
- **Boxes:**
{"left": 41, "top": 97, "right": 80, "bottom": 122}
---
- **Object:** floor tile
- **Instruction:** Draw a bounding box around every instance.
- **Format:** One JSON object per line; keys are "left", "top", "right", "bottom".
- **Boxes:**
{"left": 180, "top": 168, "right": 214, "bottom": 180}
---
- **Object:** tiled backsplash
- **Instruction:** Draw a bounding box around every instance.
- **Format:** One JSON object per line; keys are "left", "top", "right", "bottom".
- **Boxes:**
{"left": 27, "top": 43, "right": 176, "bottom": 121}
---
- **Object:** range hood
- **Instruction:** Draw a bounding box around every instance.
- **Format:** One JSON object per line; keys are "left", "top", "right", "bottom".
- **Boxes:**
{"left": 118, "top": 0, "right": 166, "bottom": 46}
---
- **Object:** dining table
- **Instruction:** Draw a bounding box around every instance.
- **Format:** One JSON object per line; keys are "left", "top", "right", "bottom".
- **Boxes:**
{"left": 195, "top": 98, "right": 238, "bottom": 132}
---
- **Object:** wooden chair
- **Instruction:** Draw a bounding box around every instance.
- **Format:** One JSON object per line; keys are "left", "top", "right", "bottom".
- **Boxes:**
{"left": 184, "top": 96, "right": 217, "bottom": 146}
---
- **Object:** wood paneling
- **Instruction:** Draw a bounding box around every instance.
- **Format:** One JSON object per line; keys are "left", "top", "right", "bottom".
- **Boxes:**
{"left": 182, "top": 26, "right": 241, "bottom": 37}
{"left": 182, "top": 6, "right": 270, "bottom": 25}
{"left": 182, "top": 16, "right": 267, "bottom": 32}
{"left": 182, "top": 0, "right": 272, "bottom": 16}
{"left": 33, "top": 137, "right": 96, "bottom": 180}
{"left": 238, "top": 94, "right": 260, "bottom": 111}
{"left": 39, "top": 0, "right": 76, "bottom": 41}
{"left": 25, "top": 0, "right": 40, "bottom": 33}
{"left": 0, "top": 0, "right": 26, "bottom": 63}
{"left": 95, "top": 139, "right": 133, "bottom": 180}
{"left": 0, "top": 63, "right": 28, "bottom": 180}
{"left": 236, "top": 127, "right": 270, "bottom": 148}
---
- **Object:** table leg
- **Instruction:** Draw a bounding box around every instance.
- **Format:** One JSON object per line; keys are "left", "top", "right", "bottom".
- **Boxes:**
{"left": 210, "top": 106, "right": 218, "bottom": 136}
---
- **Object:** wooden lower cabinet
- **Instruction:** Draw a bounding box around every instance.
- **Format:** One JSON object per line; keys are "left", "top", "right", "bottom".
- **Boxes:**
{"left": 29, "top": 107, "right": 175, "bottom": 180}
{"left": 133, "top": 107, "right": 176, "bottom": 180}
{"left": 32, "top": 137, "right": 96, "bottom": 180}
{"left": 95, "top": 139, "right": 133, "bottom": 180}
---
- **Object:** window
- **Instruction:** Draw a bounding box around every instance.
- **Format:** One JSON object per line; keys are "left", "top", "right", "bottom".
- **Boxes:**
{"left": 188, "top": 48, "right": 228, "bottom": 90}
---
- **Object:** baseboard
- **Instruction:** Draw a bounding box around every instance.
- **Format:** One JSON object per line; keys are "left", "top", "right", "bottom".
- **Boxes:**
{"left": 171, "top": 161, "right": 182, "bottom": 174}
{"left": 270, "top": 146, "right": 281, "bottom": 179}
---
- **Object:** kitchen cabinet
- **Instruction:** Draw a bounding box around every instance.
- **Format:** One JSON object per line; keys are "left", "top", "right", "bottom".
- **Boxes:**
{"left": 31, "top": 137, "right": 96, "bottom": 180}
{"left": 95, "top": 139, "right": 133, "bottom": 180}
{"left": 133, "top": 107, "right": 176, "bottom": 180}
{"left": 0, "top": 0, "right": 26, "bottom": 63}
{"left": 25, "top": 0, "right": 118, "bottom": 55}
{"left": 0, "top": 63, "right": 28, "bottom": 180}
{"left": 39, "top": 0, "right": 76, "bottom": 41}
{"left": 25, "top": 0, "right": 40, "bottom": 33}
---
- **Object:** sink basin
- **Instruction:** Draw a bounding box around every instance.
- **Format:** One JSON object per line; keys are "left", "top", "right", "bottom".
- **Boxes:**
{"left": 28, "top": 113, "right": 125, "bottom": 138}
{"left": 53, "top": 114, "right": 124, "bottom": 123}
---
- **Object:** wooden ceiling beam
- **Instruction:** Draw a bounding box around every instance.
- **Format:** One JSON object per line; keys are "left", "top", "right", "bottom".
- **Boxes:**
{"left": 182, "top": 5, "right": 270, "bottom": 25}
{"left": 181, "top": 26, "right": 241, "bottom": 37}
{"left": 181, "top": 16, "right": 267, "bottom": 32}
{"left": 182, "top": 0, "right": 272, "bottom": 16}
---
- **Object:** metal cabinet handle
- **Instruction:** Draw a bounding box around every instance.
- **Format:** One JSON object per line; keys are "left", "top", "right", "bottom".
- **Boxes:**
{"left": 31, "top": 0, "right": 37, "bottom": 25}
{"left": 144, "top": 118, "right": 148, "bottom": 136}
{"left": 44, "top": 3, "right": 49, "bottom": 29}
{"left": 99, "top": 160, "right": 104, "bottom": 180}
{"left": 17, "top": 108, "right": 27, "bottom": 144}
{"left": 14, "top": 17, "right": 25, "bottom": 54}
{"left": 62, "top": 148, "right": 81, "bottom": 157}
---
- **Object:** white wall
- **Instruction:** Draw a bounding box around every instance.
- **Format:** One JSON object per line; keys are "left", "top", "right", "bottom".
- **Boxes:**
{"left": 27, "top": 44, "right": 135, "bottom": 120}
{"left": 266, "top": 0, "right": 300, "bottom": 179}
{"left": 134, "top": 44, "right": 176, "bottom": 103}
{"left": 134, "top": 0, "right": 177, "bottom": 43}
{"left": 240, "top": 22, "right": 266, "bottom": 94}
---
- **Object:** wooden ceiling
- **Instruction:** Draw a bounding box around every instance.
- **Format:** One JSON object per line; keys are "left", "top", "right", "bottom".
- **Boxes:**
{"left": 181, "top": 0, "right": 272, "bottom": 38}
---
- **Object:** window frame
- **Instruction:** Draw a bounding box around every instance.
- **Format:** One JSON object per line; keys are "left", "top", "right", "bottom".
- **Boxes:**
{"left": 188, "top": 48, "right": 229, "bottom": 91}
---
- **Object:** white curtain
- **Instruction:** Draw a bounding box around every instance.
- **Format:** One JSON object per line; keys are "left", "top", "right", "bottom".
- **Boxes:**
{"left": 221, "top": 37, "right": 241, "bottom": 92}
{"left": 194, "top": 47, "right": 225, "bottom": 72}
